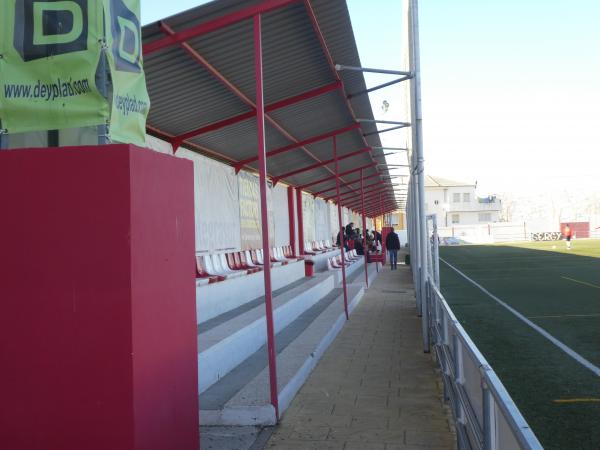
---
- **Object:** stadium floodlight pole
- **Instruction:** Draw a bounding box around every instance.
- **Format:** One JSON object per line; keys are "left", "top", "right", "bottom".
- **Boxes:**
{"left": 334, "top": 135, "right": 349, "bottom": 320}
{"left": 432, "top": 214, "right": 440, "bottom": 288}
{"left": 408, "top": 0, "right": 429, "bottom": 353}
{"left": 360, "top": 169, "right": 369, "bottom": 288}
{"left": 254, "top": 14, "right": 279, "bottom": 420}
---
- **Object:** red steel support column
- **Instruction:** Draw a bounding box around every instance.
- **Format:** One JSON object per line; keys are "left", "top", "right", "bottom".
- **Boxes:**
{"left": 287, "top": 186, "right": 296, "bottom": 256}
{"left": 296, "top": 188, "right": 304, "bottom": 255}
{"left": 334, "top": 136, "right": 349, "bottom": 320}
{"left": 360, "top": 169, "right": 369, "bottom": 288}
{"left": 254, "top": 14, "right": 279, "bottom": 419}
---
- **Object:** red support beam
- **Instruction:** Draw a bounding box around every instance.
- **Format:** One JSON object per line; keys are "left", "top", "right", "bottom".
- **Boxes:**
{"left": 334, "top": 136, "right": 349, "bottom": 320}
{"left": 254, "top": 14, "right": 279, "bottom": 420}
{"left": 302, "top": 0, "right": 379, "bottom": 168}
{"left": 287, "top": 186, "right": 296, "bottom": 256}
{"left": 311, "top": 172, "right": 386, "bottom": 198}
{"left": 298, "top": 162, "right": 377, "bottom": 191}
{"left": 156, "top": 22, "right": 355, "bottom": 192}
{"left": 234, "top": 123, "right": 360, "bottom": 173}
{"left": 296, "top": 188, "right": 304, "bottom": 255}
{"left": 344, "top": 191, "right": 397, "bottom": 208}
{"left": 341, "top": 192, "right": 401, "bottom": 210}
{"left": 361, "top": 169, "right": 369, "bottom": 288}
{"left": 367, "top": 207, "right": 398, "bottom": 218}
{"left": 325, "top": 182, "right": 396, "bottom": 203}
{"left": 144, "top": 0, "right": 302, "bottom": 56}
{"left": 170, "top": 81, "right": 341, "bottom": 150}
{"left": 272, "top": 147, "right": 371, "bottom": 184}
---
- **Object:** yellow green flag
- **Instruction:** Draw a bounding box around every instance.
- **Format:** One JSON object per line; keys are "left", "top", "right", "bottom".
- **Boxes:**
{"left": 0, "top": 0, "right": 150, "bottom": 146}
{"left": 0, "top": 0, "right": 108, "bottom": 133}
{"left": 104, "top": 0, "right": 150, "bottom": 146}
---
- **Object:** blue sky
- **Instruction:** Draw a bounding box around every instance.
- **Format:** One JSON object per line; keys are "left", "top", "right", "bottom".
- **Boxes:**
{"left": 142, "top": 0, "right": 600, "bottom": 195}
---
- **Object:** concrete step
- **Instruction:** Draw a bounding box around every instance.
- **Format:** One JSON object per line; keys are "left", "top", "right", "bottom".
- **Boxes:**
{"left": 199, "top": 284, "right": 367, "bottom": 426}
{"left": 197, "top": 272, "right": 335, "bottom": 393}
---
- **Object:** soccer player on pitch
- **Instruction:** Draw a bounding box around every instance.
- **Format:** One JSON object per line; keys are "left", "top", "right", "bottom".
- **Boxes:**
{"left": 563, "top": 224, "right": 573, "bottom": 249}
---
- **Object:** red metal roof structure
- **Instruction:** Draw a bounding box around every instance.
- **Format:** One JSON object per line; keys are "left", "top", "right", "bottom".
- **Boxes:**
{"left": 142, "top": 0, "right": 406, "bottom": 216}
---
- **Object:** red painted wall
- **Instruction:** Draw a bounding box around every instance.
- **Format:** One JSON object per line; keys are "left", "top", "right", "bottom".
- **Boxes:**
{"left": 0, "top": 145, "right": 199, "bottom": 450}
{"left": 560, "top": 221, "right": 590, "bottom": 238}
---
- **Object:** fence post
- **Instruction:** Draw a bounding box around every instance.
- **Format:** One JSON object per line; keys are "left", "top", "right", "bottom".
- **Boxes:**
{"left": 482, "top": 375, "right": 495, "bottom": 450}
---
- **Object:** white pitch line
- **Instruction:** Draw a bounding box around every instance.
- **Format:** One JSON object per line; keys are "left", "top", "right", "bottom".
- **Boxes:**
{"left": 440, "top": 257, "right": 600, "bottom": 378}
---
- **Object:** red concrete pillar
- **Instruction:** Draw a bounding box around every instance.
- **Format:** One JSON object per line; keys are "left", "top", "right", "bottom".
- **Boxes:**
{"left": 333, "top": 136, "right": 349, "bottom": 320}
{"left": 360, "top": 169, "right": 369, "bottom": 288}
{"left": 296, "top": 188, "right": 305, "bottom": 255}
{"left": 0, "top": 145, "right": 199, "bottom": 450}
{"left": 287, "top": 186, "right": 297, "bottom": 256}
{"left": 254, "top": 13, "right": 279, "bottom": 420}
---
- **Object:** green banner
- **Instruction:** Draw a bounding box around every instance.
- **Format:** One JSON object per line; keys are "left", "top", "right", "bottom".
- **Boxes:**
{"left": 0, "top": 0, "right": 150, "bottom": 146}
{"left": 104, "top": 0, "right": 149, "bottom": 146}
{"left": 0, "top": 0, "right": 108, "bottom": 134}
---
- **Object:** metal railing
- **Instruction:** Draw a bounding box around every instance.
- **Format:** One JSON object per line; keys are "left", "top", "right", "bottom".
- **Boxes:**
{"left": 426, "top": 281, "right": 543, "bottom": 449}
{"left": 403, "top": 3, "right": 543, "bottom": 447}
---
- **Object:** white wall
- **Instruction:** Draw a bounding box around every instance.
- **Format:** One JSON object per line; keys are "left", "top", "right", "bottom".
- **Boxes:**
{"left": 315, "top": 198, "right": 330, "bottom": 242}
{"left": 273, "top": 184, "right": 290, "bottom": 248}
{"left": 179, "top": 148, "right": 241, "bottom": 253}
{"left": 425, "top": 185, "right": 502, "bottom": 227}
{"left": 145, "top": 135, "right": 356, "bottom": 253}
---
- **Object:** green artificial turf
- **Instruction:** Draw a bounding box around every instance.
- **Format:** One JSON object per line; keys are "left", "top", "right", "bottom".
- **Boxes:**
{"left": 439, "top": 240, "right": 600, "bottom": 450}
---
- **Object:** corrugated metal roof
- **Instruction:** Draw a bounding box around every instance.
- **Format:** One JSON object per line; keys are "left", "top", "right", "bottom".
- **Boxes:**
{"left": 142, "top": 0, "right": 398, "bottom": 213}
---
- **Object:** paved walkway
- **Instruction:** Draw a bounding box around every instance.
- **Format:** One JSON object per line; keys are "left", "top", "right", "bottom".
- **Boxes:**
{"left": 264, "top": 264, "right": 455, "bottom": 450}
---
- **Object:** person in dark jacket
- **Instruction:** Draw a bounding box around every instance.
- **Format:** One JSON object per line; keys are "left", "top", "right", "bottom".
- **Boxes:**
{"left": 385, "top": 227, "right": 401, "bottom": 270}
{"left": 345, "top": 223, "right": 355, "bottom": 240}
{"left": 354, "top": 237, "right": 364, "bottom": 255}
{"left": 336, "top": 229, "right": 349, "bottom": 251}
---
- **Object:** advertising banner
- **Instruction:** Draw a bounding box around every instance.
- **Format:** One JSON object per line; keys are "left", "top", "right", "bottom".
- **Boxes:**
{"left": 104, "top": 0, "right": 149, "bottom": 146}
{"left": 0, "top": 0, "right": 149, "bottom": 145}
{"left": 0, "top": 0, "right": 108, "bottom": 133}
{"left": 239, "top": 171, "right": 274, "bottom": 250}
{"left": 302, "top": 192, "right": 315, "bottom": 243}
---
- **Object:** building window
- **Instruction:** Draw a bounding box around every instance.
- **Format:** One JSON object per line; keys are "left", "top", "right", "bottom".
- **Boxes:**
{"left": 451, "top": 214, "right": 460, "bottom": 224}
{"left": 463, "top": 193, "right": 470, "bottom": 202}
{"left": 452, "top": 193, "right": 461, "bottom": 203}
{"left": 434, "top": 200, "right": 439, "bottom": 205}
{"left": 479, "top": 213, "right": 492, "bottom": 222}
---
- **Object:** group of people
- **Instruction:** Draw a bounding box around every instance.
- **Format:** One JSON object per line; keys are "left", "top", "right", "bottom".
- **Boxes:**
{"left": 335, "top": 223, "right": 402, "bottom": 270}
{"left": 336, "top": 222, "right": 382, "bottom": 255}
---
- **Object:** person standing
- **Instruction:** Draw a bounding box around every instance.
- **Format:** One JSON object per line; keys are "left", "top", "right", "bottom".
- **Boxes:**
{"left": 563, "top": 224, "right": 573, "bottom": 249}
{"left": 385, "top": 227, "right": 401, "bottom": 270}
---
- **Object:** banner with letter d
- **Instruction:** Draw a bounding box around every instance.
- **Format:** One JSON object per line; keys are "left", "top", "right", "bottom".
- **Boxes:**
{"left": 0, "top": 0, "right": 149, "bottom": 146}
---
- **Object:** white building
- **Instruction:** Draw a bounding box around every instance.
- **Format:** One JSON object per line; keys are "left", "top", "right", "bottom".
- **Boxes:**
{"left": 424, "top": 176, "right": 502, "bottom": 226}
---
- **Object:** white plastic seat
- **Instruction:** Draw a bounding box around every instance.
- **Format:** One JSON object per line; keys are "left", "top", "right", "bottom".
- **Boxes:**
{"left": 197, "top": 277, "right": 210, "bottom": 286}
{"left": 210, "top": 254, "right": 227, "bottom": 275}
{"left": 219, "top": 254, "right": 245, "bottom": 277}
{"left": 202, "top": 255, "right": 219, "bottom": 276}
{"left": 280, "top": 246, "right": 297, "bottom": 261}
{"left": 262, "top": 249, "right": 282, "bottom": 266}
{"left": 336, "top": 255, "right": 352, "bottom": 266}
{"left": 303, "top": 241, "right": 317, "bottom": 255}
{"left": 327, "top": 257, "right": 340, "bottom": 271}
{"left": 245, "top": 250, "right": 259, "bottom": 267}
{"left": 271, "top": 247, "right": 286, "bottom": 263}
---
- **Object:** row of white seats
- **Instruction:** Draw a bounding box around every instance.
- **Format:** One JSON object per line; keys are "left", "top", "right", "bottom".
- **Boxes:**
{"left": 196, "top": 246, "right": 300, "bottom": 285}
{"left": 326, "top": 250, "right": 361, "bottom": 271}
{"left": 303, "top": 239, "right": 336, "bottom": 255}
